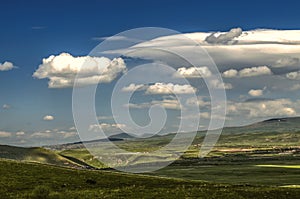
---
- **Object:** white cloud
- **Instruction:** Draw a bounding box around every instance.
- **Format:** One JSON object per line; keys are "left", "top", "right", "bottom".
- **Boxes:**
{"left": 209, "top": 79, "right": 233, "bottom": 90}
{"left": 92, "top": 35, "right": 128, "bottom": 41}
{"left": 43, "top": 115, "right": 54, "bottom": 121}
{"left": 239, "top": 66, "right": 272, "bottom": 77}
{"left": 69, "top": 126, "right": 76, "bottom": 131}
{"left": 0, "top": 61, "right": 15, "bottom": 71}
{"left": 97, "top": 116, "right": 114, "bottom": 120}
{"left": 175, "top": 66, "right": 212, "bottom": 78}
{"left": 222, "top": 69, "right": 238, "bottom": 78}
{"left": 89, "top": 123, "right": 126, "bottom": 133}
{"left": 223, "top": 66, "right": 272, "bottom": 78}
{"left": 127, "top": 98, "right": 181, "bottom": 110}
{"left": 248, "top": 89, "right": 264, "bottom": 97}
{"left": 121, "top": 83, "right": 146, "bottom": 92}
{"left": 273, "top": 57, "right": 299, "bottom": 68}
{"left": 185, "top": 96, "right": 210, "bottom": 108}
{"left": 33, "top": 53, "right": 127, "bottom": 88}
{"left": 227, "top": 98, "right": 296, "bottom": 118}
{"left": 31, "top": 131, "right": 52, "bottom": 138}
{"left": 286, "top": 71, "right": 300, "bottom": 80}
{"left": 2, "top": 104, "right": 11, "bottom": 109}
{"left": 200, "top": 112, "right": 211, "bottom": 119}
{"left": 92, "top": 35, "right": 142, "bottom": 42}
{"left": 16, "top": 131, "right": 25, "bottom": 136}
{"left": 110, "top": 29, "right": 300, "bottom": 70}
{"left": 0, "top": 131, "right": 12, "bottom": 137}
{"left": 0, "top": 130, "right": 25, "bottom": 138}
{"left": 146, "top": 83, "right": 196, "bottom": 95}
{"left": 122, "top": 83, "right": 196, "bottom": 95}
{"left": 290, "top": 84, "right": 300, "bottom": 91}
{"left": 30, "top": 128, "right": 78, "bottom": 140}
{"left": 152, "top": 99, "right": 181, "bottom": 110}
{"left": 205, "top": 27, "right": 243, "bottom": 45}
{"left": 56, "top": 130, "right": 77, "bottom": 138}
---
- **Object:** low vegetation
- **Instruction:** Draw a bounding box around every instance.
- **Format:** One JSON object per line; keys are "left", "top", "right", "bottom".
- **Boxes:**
{"left": 0, "top": 118, "right": 299, "bottom": 198}
{"left": 1, "top": 160, "right": 300, "bottom": 199}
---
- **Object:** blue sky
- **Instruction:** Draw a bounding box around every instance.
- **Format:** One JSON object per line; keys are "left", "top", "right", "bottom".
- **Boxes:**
{"left": 1, "top": 0, "right": 300, "bottom": 146}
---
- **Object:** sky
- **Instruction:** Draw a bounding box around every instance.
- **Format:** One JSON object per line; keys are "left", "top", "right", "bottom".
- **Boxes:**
{"left": 1, "top": 0, "right": 300, "bottom": 146}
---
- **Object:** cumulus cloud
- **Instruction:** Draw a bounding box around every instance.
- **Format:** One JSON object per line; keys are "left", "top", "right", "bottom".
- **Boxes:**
{"left": 248, "top": 89, "right": 264, "bottom": 97}
{"left": 239, "top": 66, "right": 272, "bottom": 77}
{"left": 33, "top": 53, "right": 127, "bottom": 88}
{"left": 146, "top": 83, "right": 196, "bottom": 95}
{"left": 31, "top": 131, "right": 52, "bottom": 138}
{"left": 185, "top": 96, "right": 210, "bottom": 108}
{"left": 2, "top": 104, "right": 11, "bottom": 109}
{"left": 16, "top": 131, "right": 25, "bottom": 136}
{"left": 30, "top": 128, "right": 78, "bottom": 140}
{"left": 222, "top": 69, "right": 238, "bottom": 78}
{"left": 121, "top": 83, "right": 196, "bottom": 95}
{"left": 209, "top": 79, "right": 233, "bottom": 90}
{"left": 97, "top": 116, "right": 114, "bottom": 120}
{"left": 0, "top": 131, "right": 12, "bottom": 137}
{"left": 227, "top": 98, "right": 296, "bottom": 118}
{"left": 121, "top": 83, "right": 146, "bottom": 92}
{"left": 174, "top": 66, "right": 212, "bottom": 78}
{"left": 127, "top": 98, "right": 181, "bottom": 110}
{"left": 273, "top": 57, "right": 300, "bottom": 68}
{"left": 290, "top": 84, "right": 300, "bottom": 91}
{"left": 286, "top": 71, "right": 300, "bottom": 80}
{"left": 43, "top": 115, "right": 54, "bottom": 121}
{"left": 223, "top": 66, "right": 272, "bottom": 78}
{"left": 152, "top": 99, "right": 181, "bottom": 109}
{"left": 0, "top": 61, "right": 15, "bottom": 71}
{"left": 89, "top": 123, "right": 126, "bottom": 133}
{"left": 205, "top": 27, "right": 243, "bottom": 44}
{"left": 56, "top": 130, "right": 77, "bottom": 139}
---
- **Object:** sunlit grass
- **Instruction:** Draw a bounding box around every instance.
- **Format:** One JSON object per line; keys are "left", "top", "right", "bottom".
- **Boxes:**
{"left": 256, "top": 165, "right": 300, "bottom": 169}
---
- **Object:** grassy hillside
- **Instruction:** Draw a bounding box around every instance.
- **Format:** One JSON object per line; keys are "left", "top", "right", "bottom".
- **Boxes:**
{"left": 0, "top": 159, "right": 299, "bottom": 199}
{"left": 0, "top": 145, "right": 80, "bottom": 168}
{"left": 57, "top": 117, "right": 300, "bottom": 186}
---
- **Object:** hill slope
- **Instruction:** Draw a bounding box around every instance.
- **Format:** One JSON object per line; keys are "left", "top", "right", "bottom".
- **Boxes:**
{"left": 0, "top": 145, "right": 80, "bottom": 168}
{"left": 220, "top": 117, "right": 300, "bottom": 134}
{"left": 0, "top": 159, "right": 299, "bottom": 199}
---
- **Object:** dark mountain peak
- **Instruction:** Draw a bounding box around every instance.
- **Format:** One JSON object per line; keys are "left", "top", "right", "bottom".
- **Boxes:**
{"left": 262, "top": 118, "right": 288, "bottom": 123}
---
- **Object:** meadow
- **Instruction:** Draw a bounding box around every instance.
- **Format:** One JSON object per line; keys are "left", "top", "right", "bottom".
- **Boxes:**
{"left": 0, "top": 159, "right": 300, "bottom": 199}
{"left": 0, "top": 118, "right": 299, "bottom": 198}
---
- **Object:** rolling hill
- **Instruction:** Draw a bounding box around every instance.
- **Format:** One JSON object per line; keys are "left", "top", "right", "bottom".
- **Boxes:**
{"left": 221, "top": 117, "right": 300, "bottom": 134}
{"left": 0, "top": 159, "right": 299, "bottom": 198}
{"left": 0, "top": 145, "right": 81, "bottom": 168}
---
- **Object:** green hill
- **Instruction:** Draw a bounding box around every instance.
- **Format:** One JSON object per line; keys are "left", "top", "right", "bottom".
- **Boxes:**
{"left": 221, "top": 117, "right": 300, "bottom": 135}
{"left": 0, "top": 145, "right": 80, "bottom": 168}
{"left": 0, "top": 159, "right": 299, "bottom": 199}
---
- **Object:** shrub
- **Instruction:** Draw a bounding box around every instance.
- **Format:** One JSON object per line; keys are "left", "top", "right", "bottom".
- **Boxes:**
{"left": 31, "top": 185, "right": 51, "bottom": 199}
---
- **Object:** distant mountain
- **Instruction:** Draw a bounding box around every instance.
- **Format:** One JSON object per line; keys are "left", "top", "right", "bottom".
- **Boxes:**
{"left": 108, "top": 132, "right": 135, "bottom": 140}
{"left": 221, "top": 117, "right": 300, "bottom": 134}
{"left": 46, "top": 117, "right": 300, "bottom": 150}
{"left": 46, "top": 132, "right": 135, "bottom": 150}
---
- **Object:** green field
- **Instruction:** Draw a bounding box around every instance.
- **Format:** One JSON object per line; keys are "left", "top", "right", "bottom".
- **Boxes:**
{"left": 1, "top": 159, "right": 300, "bottom": 199}
{"left": 1, "top": 118, "right": 300, "bottom": 198}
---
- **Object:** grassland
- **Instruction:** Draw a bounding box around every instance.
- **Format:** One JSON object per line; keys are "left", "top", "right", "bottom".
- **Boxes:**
{"left": 1, "top": 159, "right": 300, "bottom": 199}
{"left": 1, "top": 118, "right": 300, "bottom": 198}
{"left": 0, "top": 145, "right": 81, "bottom": 168}
{"left": 58, "top": 124, "right": 300, "bottom": 186}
